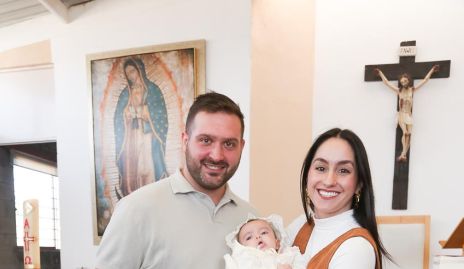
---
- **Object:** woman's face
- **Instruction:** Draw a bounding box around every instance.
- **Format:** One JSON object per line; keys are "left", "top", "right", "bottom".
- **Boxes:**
{"left": 125, "top": 64, "right": 141, "bottom": 84}
{"left": 306, "top": 137, "right": 360, "bottom": 219}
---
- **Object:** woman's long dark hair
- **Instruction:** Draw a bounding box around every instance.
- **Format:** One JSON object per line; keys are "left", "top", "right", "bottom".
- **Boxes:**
{"left": 300, "top": 128, "right": 392, "bottom": 265}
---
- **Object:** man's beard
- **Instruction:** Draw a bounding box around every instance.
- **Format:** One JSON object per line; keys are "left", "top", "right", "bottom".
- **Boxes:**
{"left": 185, "top": 147, "right": 240, "bottom": 190}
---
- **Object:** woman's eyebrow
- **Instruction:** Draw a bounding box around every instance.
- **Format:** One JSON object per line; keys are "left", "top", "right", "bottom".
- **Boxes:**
{"left": 337, "top": 160, "right": 355, "bottom": 166}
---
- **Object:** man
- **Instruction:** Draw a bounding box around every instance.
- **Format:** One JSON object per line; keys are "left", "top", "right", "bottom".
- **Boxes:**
{"left": 96, "top": 92, "right": 257, "bottom": 268}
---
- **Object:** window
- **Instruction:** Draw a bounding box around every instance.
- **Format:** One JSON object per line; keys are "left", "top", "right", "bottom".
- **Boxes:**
{"left": 14, "top": 165, "right": 61, "bottom": 249}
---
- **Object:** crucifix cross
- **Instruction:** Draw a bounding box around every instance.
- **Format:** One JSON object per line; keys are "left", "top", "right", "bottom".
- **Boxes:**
{"left": 364, "top": 40, "right": 450, "bottom": 209}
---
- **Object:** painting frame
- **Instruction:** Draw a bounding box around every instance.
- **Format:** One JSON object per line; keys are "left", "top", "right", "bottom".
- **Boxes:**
{"left": 88, "top": 40, "right": 205, "bottom": 244}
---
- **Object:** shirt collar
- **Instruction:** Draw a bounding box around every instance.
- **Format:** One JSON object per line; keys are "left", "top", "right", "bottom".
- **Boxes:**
{"left": 313, "top": 209, "right": 356, "bottom": 229}
{"left": 170, "top": 168, "right": 238, "bottom": 205}
{"left": 221, "top": 184, "right": 237, "bottom": 205}
{"left": 170, "top": 169, "right": 196, "bottom": 194}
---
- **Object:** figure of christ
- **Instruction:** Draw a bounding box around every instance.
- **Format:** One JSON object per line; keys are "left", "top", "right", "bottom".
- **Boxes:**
{"left": 375, "top": 64, "right": 439, "bottom": 162}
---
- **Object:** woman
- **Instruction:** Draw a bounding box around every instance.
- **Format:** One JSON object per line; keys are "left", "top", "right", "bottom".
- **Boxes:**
{"left": 376, "top": 65, "right": 438, "bottom": 161}
{"left": 114, "top": 58, "right": 169, "bottom": 197}
{"left": 287, "top": 128, "right": 391, "bottom": 269}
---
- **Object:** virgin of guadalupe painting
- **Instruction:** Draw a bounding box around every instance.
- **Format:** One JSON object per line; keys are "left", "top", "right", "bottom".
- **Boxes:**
{"left": 89, "top": 40, "right": 205, "bottom": 241}
{"left": 114, "top": 58, "right": 168, "bottom": 196}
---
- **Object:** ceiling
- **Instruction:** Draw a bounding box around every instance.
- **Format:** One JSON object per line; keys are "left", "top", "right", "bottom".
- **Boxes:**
{"left": 6, "top": 142, "right": 57, "bottom": 164}
{"left": 0, "top": 0, "right": 93, "bottom": 28}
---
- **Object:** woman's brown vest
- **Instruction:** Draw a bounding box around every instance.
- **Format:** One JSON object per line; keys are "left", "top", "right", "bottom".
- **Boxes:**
{"left": 293, "top": 222, "right": 381, "bottom": 269}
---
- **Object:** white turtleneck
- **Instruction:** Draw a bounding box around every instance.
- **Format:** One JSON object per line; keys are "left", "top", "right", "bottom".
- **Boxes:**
{"left": 287, "top": 210, "right": 376, "bottom": 269}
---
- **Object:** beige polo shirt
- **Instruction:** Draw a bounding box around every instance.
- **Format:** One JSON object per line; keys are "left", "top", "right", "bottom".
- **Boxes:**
{"left": 96, "top": 169, "right": 257, "bottom": 269}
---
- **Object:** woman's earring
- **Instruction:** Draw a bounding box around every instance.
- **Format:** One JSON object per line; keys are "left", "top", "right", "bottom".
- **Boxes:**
{"left": 306, "top": 192, "right": 311, "bottom": 206}
{"left": 354, "top": 192, "right": 361, "bottom": 208}
{"left": 306, "top": 192, "right": 315, "bottom": 215}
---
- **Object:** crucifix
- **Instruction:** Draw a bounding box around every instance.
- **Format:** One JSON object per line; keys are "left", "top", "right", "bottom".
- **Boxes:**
{"left": 364, "top": 41, "right": 450, "bottom": 209}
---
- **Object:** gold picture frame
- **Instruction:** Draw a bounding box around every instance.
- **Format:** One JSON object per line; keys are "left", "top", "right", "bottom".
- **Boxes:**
{"left": 88, "top": 40, "right": 205, "bottom": 244}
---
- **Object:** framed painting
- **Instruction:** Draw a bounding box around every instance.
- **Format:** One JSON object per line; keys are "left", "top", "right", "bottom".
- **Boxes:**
{"left": 88, "top": 40, "right": 205, "bottom": 244}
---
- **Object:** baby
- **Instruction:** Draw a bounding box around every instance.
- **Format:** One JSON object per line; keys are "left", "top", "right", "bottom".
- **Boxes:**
{"left": 224, "top": 214, "right": 304, "bottom": 269}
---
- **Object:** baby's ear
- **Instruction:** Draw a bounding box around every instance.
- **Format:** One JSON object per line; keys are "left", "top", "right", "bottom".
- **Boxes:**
{"left": 276, "top": 239, "right": 281, "bottom": 251}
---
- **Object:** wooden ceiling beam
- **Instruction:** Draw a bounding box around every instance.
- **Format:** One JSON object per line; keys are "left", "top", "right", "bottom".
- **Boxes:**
{"left": 37, "top": 0, "right": 69, "bottom": 23}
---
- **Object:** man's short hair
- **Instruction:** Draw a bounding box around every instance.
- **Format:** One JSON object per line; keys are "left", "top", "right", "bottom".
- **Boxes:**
{"left": 185, "top": 92, "right": 244, "bottom": 137}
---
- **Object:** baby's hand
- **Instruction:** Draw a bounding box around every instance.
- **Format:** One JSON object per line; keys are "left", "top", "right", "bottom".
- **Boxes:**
{"left": 277, "top": 264, "right": 292, "bottom": 269}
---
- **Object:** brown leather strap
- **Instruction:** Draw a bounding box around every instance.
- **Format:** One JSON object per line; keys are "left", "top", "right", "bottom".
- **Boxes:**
{"left": 293, "top": 224, "right": 381, "bottom": 269}
{"left": 308, "top": 228, "right": 381, "bottom": 269}
{"left": 292, "top": 222, "right": 313, "bottom": 254}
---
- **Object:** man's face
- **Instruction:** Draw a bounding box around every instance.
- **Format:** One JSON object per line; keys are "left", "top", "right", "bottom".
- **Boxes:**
{"left": 182, "top": 111, "right": 245, "bottom": 192}
{"left": 400, "top": 76, "right": 410, "bottom": 87}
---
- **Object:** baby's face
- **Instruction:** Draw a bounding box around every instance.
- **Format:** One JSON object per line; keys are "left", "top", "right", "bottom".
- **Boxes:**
{"left": 238, "top": 220, "right": 279, "bottom": 250}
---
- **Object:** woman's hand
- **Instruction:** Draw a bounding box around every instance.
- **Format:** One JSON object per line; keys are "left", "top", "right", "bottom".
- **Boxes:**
{"left": 142, "top": 105, "right": 151, "bottom": 121}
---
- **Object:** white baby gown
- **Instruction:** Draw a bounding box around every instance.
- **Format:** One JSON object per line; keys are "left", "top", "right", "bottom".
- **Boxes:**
{"left": 224, "top": 214, "right": 305, "bottom": 269}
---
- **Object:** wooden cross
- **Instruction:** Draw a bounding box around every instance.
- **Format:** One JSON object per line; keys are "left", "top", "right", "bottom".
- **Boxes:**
{"left": 364, "top": 41, "right": 450, "bottom": 209}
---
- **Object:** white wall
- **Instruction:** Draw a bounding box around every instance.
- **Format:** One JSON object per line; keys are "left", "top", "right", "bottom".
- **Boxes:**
{"left": 0, "top": 0, "right": 251, "bottom": 268}
{"left": 0, "top": 68, "right": 56, "bottom": 144}
{"left": 313, "top": 0, "right": 464, "bottom": 264}
{"left": 3, "top": 0, "right": 462, "bottom": 267}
